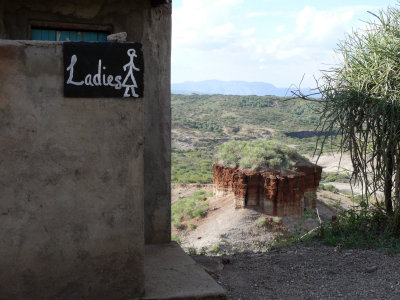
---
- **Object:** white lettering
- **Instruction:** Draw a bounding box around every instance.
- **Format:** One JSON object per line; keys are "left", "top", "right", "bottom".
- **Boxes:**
{"left": 84, "top": 74, "right": 94, "bottom": 86}
{"left": 66, "top": 55, "right": 84, "bottom": 86}
{"left": 115, "top": 76, "right": 122, "bottom": 89}
{"left": 107, "top": 75, "right": 115, "bottom": 87}
{"left": 93, "top": 60, "right": 102, "bottom": 86}
{"left": 65, "top": 49, "right": 140, "bottom": 97}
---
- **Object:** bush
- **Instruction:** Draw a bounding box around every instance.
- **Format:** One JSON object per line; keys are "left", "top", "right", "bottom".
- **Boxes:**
{"left": 272, "top": 216, "right": 282, "bottom": 223}
{"left": 321, "top": 171, "right": 351, "bottom": 183}
{"left": 216, "top": 139, "right": 308, "bottom": 171}
{"left": 306, "top": 4, "right": 400, "bottom": 217}
{"left": 172, "top": 150, "right": 214, "bottom": 184}
{"left": 171, "top": 190, "right": 209, "bottom": 230}
{"left": 319, "top": 183, "right": 339, "bottom": 193}
{"left": 209, "top": 244, "right": 219, "bottom": 254}
{"left": 187, "top": 247, "right": 197, "bottom": 256}
{"left": 256, "top": 217, "right": 267, "bottom": 228}
{"left": 315, "top": 208, "right": 400, "bottom": 253}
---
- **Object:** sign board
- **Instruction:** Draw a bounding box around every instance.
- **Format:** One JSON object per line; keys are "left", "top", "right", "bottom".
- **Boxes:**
{"left": 63, "top": 42, "right": 144, "bottom": 98}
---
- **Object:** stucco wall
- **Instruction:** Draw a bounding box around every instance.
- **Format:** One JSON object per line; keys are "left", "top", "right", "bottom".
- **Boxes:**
{"left": 0, "top": 40, "right": 144, "bottom": 299}
{"left": 0, "top": 0, "right": 172, "bottom": 244}
{"left": 142, "top": 4, "right": 172, "bottom": 244}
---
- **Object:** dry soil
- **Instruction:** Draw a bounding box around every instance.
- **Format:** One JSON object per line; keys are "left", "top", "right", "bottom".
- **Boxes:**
{"left": 172, "top": 185, "right": 400, "bottom": 299}
{"left": 194, "top": 244, "right": 400, "bottom": 299}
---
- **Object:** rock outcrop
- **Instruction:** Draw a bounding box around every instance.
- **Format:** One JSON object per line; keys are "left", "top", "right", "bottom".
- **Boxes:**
{"left": 213, "top": 163, "right": 322, "bottom": 216}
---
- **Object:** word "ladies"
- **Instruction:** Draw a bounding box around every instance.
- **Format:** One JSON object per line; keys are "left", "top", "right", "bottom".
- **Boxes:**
{"left": 66, "top": 49, "right": 140, "bottom": 97}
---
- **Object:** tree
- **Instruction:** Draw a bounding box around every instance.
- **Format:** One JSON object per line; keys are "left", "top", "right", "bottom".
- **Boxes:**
{"left": 298, "top": 5, "right": 400, "bottom": 228}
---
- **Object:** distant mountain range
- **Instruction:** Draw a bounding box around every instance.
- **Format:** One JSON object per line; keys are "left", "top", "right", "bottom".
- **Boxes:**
{"left": 171, "top": 80, "right": 317, "bottom": 97}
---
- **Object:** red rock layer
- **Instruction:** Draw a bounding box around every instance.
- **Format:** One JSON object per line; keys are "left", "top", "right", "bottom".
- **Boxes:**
{"left": 213, "top": 163, "right": 322, "bottom": 216}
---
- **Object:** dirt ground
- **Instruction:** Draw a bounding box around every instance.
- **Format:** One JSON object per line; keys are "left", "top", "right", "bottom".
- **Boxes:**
{"left": 172, "top": 185, "right": 355, "bottom": 254}
{"left": 305, "top": 153, "right": 353, "bottom": 173}
{"left": 193, "top": 244, "right": 400, "bottom": 299}
{"left": 172, "top": 184, "right": 400, "bottom": 299}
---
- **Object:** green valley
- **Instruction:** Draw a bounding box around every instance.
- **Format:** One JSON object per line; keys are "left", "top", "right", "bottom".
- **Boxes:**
{"left": 171, "top": 94, "right": 336, "bottom": 184}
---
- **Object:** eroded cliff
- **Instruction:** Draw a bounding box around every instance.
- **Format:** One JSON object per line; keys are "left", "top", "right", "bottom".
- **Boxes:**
{"left": 213, "top": 163, "right": 322, "bottom": 216}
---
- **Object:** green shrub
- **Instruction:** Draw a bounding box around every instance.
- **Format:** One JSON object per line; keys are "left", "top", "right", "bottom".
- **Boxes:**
{"left": 209, "top": 244, "right": 219, "bottom": 254}
{"left": 272, "top": 216, "right": 282, "bottom": 223}
{"left": 200, "top": 247, "right": 208, "bottom": 255}
{"left": 172, "top": 222, "right": 186, "bottom": 230}
{"left": 171, "top": 149, "right": 214, "bottom": 184}
{"left": 303, "top": 210, "right": 317, "bottom": 219}
{"left": 256, "top": 217, "right": 267, "bottom": 228}
{"left": 171, "top": 191, "right": 209, "bottom": 230}
{"left": 216, "top": 139, "right": 308, "bottom": 171}
{"left": 192, "top": 190, "right": 212, "bottom": 200}
{"left": 321, "top": 171, "right": 351, "bottom": 183}
{"left": 188, "top": 223, "right": 197, "bottom": 230}
{"left": 319, "top": 183, "right": 339, "bottom": 193}
{"left": 187, "top": 247, "right": 197, "bottom": 256}
{"left": 315, "top": 208, "right": 400, "bottom": 253}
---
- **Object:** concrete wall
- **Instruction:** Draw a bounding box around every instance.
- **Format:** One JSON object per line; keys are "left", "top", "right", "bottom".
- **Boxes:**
{"left": 142, "top": 4, "right": 172, "bottom": 244}
{"left": 0, "top": 40, "right": 144, "bottom": 299}
{"left": 0, "top": 0, "right": 172, "bottom": 244}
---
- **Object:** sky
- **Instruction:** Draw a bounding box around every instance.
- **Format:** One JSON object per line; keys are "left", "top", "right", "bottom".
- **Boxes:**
{"left": 172, "top": 0, "right": 396, "bottom": 88}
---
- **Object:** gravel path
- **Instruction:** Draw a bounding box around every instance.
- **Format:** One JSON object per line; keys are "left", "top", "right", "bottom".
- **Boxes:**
{"left": 194, "top": 243, "right": 400, "bottom": 299}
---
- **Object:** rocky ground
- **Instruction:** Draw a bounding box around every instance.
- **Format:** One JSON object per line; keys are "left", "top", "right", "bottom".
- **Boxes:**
{"left": 172, "top": 184, "right": 400, "bottom": 299}
{"left": 193, "top": 244, "right": 400, "bottom": 299}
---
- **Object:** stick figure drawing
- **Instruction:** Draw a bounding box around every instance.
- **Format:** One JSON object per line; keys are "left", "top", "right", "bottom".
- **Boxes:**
{"left": 122, "top": 49, "right": 140, "bottom": 97}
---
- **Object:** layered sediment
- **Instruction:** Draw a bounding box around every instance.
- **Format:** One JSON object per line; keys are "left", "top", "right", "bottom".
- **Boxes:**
{"left": 213, "top": 163, "right": 322, "bottom": 216}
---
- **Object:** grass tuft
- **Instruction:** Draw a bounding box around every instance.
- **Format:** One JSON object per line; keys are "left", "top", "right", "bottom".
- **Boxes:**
{"left": 256, "top": 217, "right": 267, "bottom": 228}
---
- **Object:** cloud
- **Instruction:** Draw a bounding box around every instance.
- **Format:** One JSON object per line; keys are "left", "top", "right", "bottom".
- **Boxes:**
{"left": 245, "top": 10, "right": 299, "bottom": 19}
{"left": 172, "top": 1, "right": 392, "bottom": 87}
{"left": 173, "top": 0, "right": 249, "bottom": 51}
{"left": 261, "top": 5, "right": 379, "bottom": 63}
{"left": 246, "top": 11, "right": 267, "bottom": 18}
{"left": 276, "top": 25, "right": 285, "bottom": 33}
{"left": 295, "top": 6, "right": 354, "bottom": 39}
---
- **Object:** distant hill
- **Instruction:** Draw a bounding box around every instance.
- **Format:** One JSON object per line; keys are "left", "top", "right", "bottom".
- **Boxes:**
{"left": 171, "top": 93, "right": 322, "bottom": 184}
{"left": 171, "top": 80, "right": 316, "bottom": 97}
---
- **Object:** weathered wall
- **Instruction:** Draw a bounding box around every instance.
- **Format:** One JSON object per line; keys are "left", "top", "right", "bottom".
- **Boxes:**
{"left": 213, "top": 163, "right": 322, "bottom": 216}
{"left": 0, "top": 0, "right": 172, "bottom": 244}
{"left": 0, "top": 40, "right": 144, "bottom": 299}
{"left": 142, "top": 4, "right": 172, "bottom": 244}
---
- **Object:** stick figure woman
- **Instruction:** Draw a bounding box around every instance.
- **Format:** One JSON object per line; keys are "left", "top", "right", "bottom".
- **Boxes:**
{"left": 122, "top": 49, "right": 140, "bottom": 97}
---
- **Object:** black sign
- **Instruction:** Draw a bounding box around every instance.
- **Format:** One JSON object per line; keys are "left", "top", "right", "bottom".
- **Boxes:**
{"left": 63, "top": 42, "right": 144, "bottom": 98}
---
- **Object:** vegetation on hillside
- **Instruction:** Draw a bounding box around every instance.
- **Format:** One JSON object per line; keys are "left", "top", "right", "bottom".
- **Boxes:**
{"left": 172, "top": 94, "right": 319, "bottom": 133}
{"left": 321, "top": 171, "right": 351, "bottom": 183}
{"left": 171, "top": 94, "right": 328, "bottom": 184}
{"left": 172, "top": 150, "right": 213, "bottom": 184}
{"left": 171, "top": 190, "right": 211, "bottom": 230}
{"left": 216, "top": 139, "right": 308, "bottom": 171}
